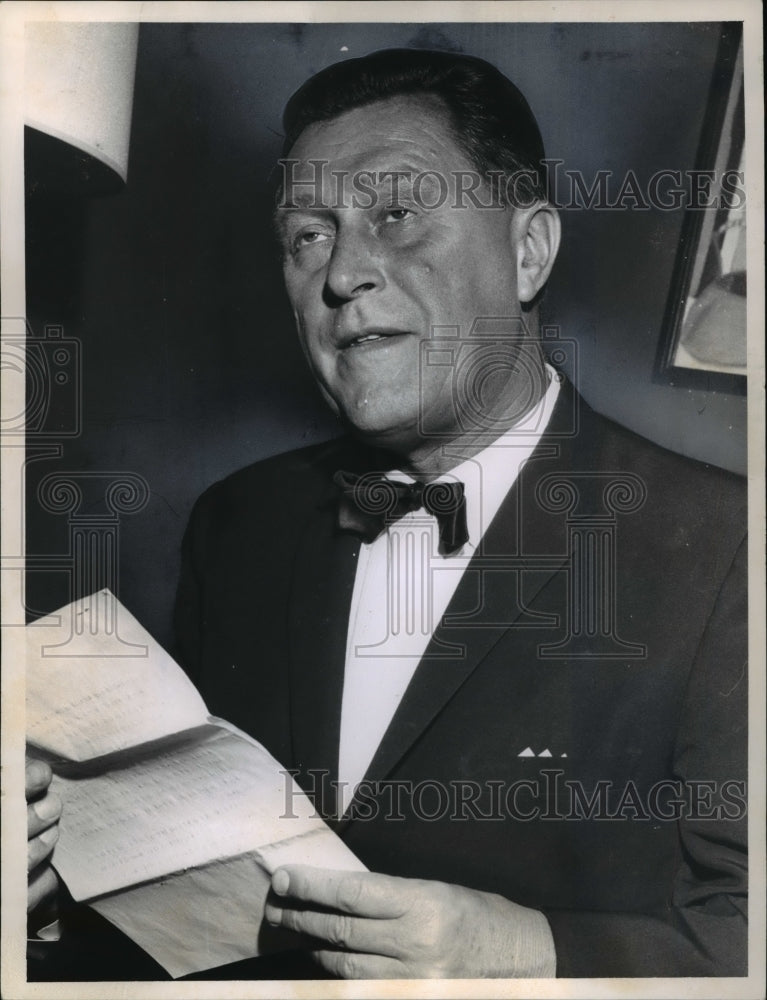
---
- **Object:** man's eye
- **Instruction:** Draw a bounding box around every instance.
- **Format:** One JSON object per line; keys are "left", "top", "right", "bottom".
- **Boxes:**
{"left": 294, "top": 230, "right": 331, "bottom": 250}
{"left": 383, "top": 207, "right": 415, "bottom": 223}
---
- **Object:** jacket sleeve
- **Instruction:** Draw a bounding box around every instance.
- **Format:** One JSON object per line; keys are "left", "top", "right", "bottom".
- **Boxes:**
{"left": 172, "top": 488, "right": 214, "bottom": 684}
{"left": 545, "top": 536, "right": 748, "bottom": 977}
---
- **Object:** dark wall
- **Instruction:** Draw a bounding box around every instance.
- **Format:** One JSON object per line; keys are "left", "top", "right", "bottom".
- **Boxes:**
{"left": 25, "top": 21, "right": 747, "bottom": 649}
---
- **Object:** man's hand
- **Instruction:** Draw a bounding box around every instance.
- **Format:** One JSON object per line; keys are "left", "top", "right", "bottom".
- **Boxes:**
{"left": 26, "top": 758, "right": 61, "bottom": 914}
{"left": 264, "top": 865, "right": 556, "bottom": 979}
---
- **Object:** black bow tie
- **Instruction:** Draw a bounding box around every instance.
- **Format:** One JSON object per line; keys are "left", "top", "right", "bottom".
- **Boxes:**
{"left": 333, "top": 470, "right": 469, "bottom": 556}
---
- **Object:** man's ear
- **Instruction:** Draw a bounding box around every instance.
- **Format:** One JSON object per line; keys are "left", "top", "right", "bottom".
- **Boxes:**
{"left": 512, "top": 203, "right": 561, "bottom": 303}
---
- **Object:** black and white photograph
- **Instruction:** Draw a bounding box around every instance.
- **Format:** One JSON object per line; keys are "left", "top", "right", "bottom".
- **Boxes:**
{"left": 1, "top": 3, "right": 764, "bottom": 997}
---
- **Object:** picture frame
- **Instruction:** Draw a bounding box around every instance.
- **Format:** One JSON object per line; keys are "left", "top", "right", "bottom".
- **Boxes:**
{"left": 655, "top": 22, "right": 746, "bottom": 393}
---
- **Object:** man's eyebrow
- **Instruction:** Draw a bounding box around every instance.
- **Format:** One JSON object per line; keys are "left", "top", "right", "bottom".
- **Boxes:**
{"left": 276, "top": 191, "right": 331, "bottom": 210}
{"left": 271, "top": 204, "right": 333, "bottom": 248}
{"left": 273, "top": 204, "right": 332, "bottom": 234}
{"left": 272, "top": 161, "right": 449, "bottom": 232}
{"left": 276, "top": 163, "right": 432, "bottom": 205}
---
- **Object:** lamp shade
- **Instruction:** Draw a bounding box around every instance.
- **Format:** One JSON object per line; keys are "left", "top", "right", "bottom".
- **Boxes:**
{"left": 25, "top": 22, "right": 139, "bottom": 188}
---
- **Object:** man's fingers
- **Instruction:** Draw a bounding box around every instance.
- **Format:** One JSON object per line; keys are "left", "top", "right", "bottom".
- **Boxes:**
{"left": 28, "top": 827, "right": 59, "bottom": 873}
{"left": 28, "top": 865, "right": 59, "bottom": 913}
{"left": 271, "top": 866, "right": 409, "bottom": 918}
{"left": 264, "top": 901, "right": 399, "bottom": 957}
{"left": 27, "top": 793, "right": 62, "bottom": 839}
{"left": 311, "top": 948, "right": 399, "bottom": 980}
{"left": 26, "top": 759, "right": 53, "bottom": 800}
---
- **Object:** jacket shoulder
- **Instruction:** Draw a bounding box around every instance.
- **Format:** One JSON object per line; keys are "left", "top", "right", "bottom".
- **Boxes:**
{"left": 581, "top": 397, "right": 746, "bottom": 509}
{"left": 184, "top": 435, "right": 363, "bottom": 540}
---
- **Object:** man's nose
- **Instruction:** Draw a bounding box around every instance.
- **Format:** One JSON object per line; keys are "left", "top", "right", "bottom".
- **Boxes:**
{"left": 323, "top": 229, "right": 385, "bottom": 304}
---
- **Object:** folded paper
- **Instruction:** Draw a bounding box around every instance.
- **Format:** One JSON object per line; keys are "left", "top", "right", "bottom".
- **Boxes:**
{"left": 26, "top": 589, "right": 365, "bottom": 977}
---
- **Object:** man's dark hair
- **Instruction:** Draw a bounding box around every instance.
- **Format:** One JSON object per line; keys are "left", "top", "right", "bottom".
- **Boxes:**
{"left": 281, "top": 48, "right": 549, "bottom": 207}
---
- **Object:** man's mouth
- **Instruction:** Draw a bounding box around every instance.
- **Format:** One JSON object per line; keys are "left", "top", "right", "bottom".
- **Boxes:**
{"left": 341, "top": 330, "right": 409, "bottom": 349}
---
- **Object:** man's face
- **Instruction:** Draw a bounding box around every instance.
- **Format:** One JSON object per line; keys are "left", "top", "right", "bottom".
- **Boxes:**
{"left": 276, "top": 95, "right": 532, "bottom": 457}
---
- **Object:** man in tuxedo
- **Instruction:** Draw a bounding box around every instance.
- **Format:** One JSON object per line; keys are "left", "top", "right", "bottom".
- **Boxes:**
{"left": 27, "top": 49, "right": 747, "bottom": 979}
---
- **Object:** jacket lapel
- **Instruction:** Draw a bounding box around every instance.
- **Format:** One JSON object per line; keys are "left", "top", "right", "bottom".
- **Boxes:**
{"left": 354, "top": 383, "right": 589, "bottom": 796}
{"left": 287, "top": 467, "right": 360, "bottom": 818}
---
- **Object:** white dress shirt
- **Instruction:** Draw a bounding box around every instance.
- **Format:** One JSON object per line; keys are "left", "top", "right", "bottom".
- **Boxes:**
{"left": 338, "top": 367, "right": 561, "bottom": 814}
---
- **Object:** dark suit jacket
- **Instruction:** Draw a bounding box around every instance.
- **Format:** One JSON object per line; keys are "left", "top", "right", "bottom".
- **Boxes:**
{"left": 31, "top": 384, "right": 747, "bottom": 981}
{"left": 172, "top": 383, "right": 747, "bottom": 978}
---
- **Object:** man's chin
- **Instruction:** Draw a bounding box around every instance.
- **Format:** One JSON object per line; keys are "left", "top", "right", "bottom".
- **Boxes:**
{"left": 339, "top": 410, "right": 420, "bottom": 454}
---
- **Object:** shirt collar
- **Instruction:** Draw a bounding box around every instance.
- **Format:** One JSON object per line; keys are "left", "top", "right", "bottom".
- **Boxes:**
{"left": 388, "top": 365, "right": 561, "bottom": 553}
